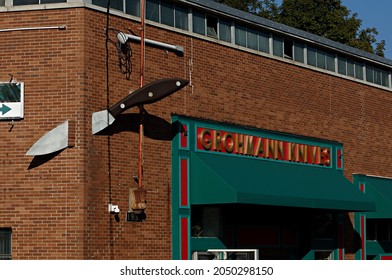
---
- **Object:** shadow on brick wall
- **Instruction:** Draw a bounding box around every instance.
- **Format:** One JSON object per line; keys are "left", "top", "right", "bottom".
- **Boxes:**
{"left": 95, "top": 112, "right": 181, "bottom": 141}
{"left": 27, "top": 149, "right": 64, "bottom": 170}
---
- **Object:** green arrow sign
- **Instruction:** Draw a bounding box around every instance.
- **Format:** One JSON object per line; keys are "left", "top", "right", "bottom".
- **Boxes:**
{"left": 0, "top": 104, "right": 11, "bottom": 115}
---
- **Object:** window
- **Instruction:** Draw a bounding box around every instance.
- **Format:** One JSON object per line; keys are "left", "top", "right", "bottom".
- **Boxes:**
{"left": 293, "top": 42, "right": 304, "bottom": 63}
{"left": 247, "top": 28, "right": 258, "bottom": 50}
{"left": 326, "top": 52, "right": 335, "bottom": 71}
{"left": 312, "top": 213, "right": 335, "bottom": 239}
{"left": 273, "top": 35, "right": 283, "bottom": 57}
{"left": 13, "top": 0, "right": 35, "bottom": 4}
{"left": 307, "top": 47, "right": 335, "bottom": 71}
{"left": 235, "top": 24, "right": 270, "bottom": 52}
{"left": 235, "top": 24, "right": 246, "bottom": 47}
{"left": 338, "top": 56, "right": 346, "bottom": 75}
{"left": 146, "top": 0, "right": 159, "bottom": 22}
{"left": 355, "top": 61, "right": 364, "bottom": 79}
{"left": 161, "top": 1, "right": 174, "bottom": 27}
{"left": 366, "top": 65, "right": 375, "bottom": 83}
{"left": 316, "top": 49, "right": 326, "bottom": 69}
{"left": 193, "top": 11, "right": 205, "bottom": 35}
{"left": 175, "top": 5, "right": 188, "bottom": 30}
{"left": 339, "top": 56, "right": 365, "bottom": 80}
{"left": 126, "top": 0, "right": 140, "bottom": 16}
{"left": 92, "top": 0, "right": 122, "bottom": 11}
{"left": 259, "top": 31, "right": 270, "bottom": 54}
{"left": 219, "top": 19, "right": 231, "bottom": 43}
{"left": 0, "top": 0, "right": 4, "bottom": 5}
{"left": 347, "top": 58, "right": 355, "bottom": 77}
{"left": 0, "top": 228, "right": 11, "bottom": 260}
{"left": 366, "top": 65, "right": 390, "bottom": 87}
{"left": 284, "top": 38, "right": 293, "bottom": 59}
{"left": 380, "top": 69, "right": 390, "bottom": 87}
{"left": 307, "top": 46, "right": 317, "bottom": 67}
{"left": 41, "top": 0, "right": 66, "bottom": 3}
{"left": 366, "top": 219, "right": 392, "bottom": 241}
{"left": 207, "top": 16, "right": 218, "bottom": 38}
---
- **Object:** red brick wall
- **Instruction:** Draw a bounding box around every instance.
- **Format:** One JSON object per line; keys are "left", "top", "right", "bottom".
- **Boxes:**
{"left": 1, "top": 6, "right": 392, "bottom": 259}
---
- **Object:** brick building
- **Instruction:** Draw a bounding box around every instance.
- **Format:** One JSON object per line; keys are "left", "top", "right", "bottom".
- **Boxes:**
{"left": 1, "top": 0, "right": 392, "bottom": 260}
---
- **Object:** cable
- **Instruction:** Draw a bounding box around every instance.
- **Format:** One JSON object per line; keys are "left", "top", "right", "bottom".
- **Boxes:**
{"left": 106, "top": 28, "right": 133, "bottom": 80}
{"left": 105, "top": 0, "right": 112, "bottom": 205}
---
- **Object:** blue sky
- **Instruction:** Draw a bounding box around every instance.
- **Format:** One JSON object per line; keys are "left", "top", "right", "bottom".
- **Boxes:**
{"left": 275, "top": 1, "right": 392, "bottom": 60}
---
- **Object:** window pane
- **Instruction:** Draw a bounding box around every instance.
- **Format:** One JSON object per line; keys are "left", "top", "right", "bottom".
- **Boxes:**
{"left": 378, "top": 220, "right": 389, "bottom": 241}
{"left": 92, "top": 0, "right": 122, "bottom": 11}
{"left": 366, "top": 66, "right": 374, "bottom": 83}
{"left": 389, "top": 220, "right": 392, "bottom": 241}
{"left": 307, "top": 47, "right": 317, "bottom": 67}
{"left": 284, "top": 39, "right": 293, "bottom": 59}
{"left": 247, "top": 28, "right": 258, "bottom": 50}
{"left": 381, "top": 70, "right": 389, "bottom": 87}
{"left": 326, "top": 52, "right": 335, "bottom": 71}
{"left": 347, "top": 59, "right": 355, "bottom": 77}
{"left": 161, "top": 1, "right": 174, "bottom": 27}
{"left": 374, "top": 68, "right": 382, "bottom": 85}
{"left": 13, "top": 0, "right": 38, "bottom": 5}
{"left": 0, "top": 228, "right": 11, "bottom": 260}
{"left": 316, "top": 49, "right": 326, "bottom": 69}
{"left": 146, "top": 0, "right": 159, "bottom": 22}
{"left": 355, "top": 62, "right": 363, "bottom": 79}
{"left": 366, "top": 219, "right": 376, "bottom": 240}
{"left": 235, "top": 25, "right": 246, "bottom": 47}
{"left": 0, "top": 0, "right": 4, "bottom": 5}
{"left": 219, "top": 19, "right": 231, "bottom": 43}
{"left": 259, "top": 31, "right": 269, "bottom": 53}
{"left": 126, "top": 0, "right": 140, "bottom": 16}
{"left": 294, "top": 42, "right": 304, "bottom": 63}
{"left": 175, "top": 5, "right": 188, "bottom": 30}
{"left": 273, "top": 36, "right": 283, "bottom": 57}
{"left": 207, "top": 16, "right": 218, "bottom": 38}
{"left": 41, "top": 0, "right": 66, "bottom": 3}
{"left": 193, "top": 11, "right": 205, "bottom": 35}
{"left": 338, "top": 56, "right": 346, "bottom": 75}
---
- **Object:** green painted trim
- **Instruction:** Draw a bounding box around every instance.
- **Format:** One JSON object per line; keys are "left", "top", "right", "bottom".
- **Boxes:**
{"left": 353, "top": 174, "right": 392, "bottom": 259}
{"left": 352, "top": 175, "right": 365, "bottom": 259}
{"left": 191, "top": 237, "right": 227, "bottom": 253}
{"left": 179, "top": 213, "right": 191, "bottom": 260}
{"left": 171, "top": 116, "right": 181, "bottom": 260}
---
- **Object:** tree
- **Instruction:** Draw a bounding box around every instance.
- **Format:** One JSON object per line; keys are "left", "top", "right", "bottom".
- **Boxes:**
{"left": 215, "top": 0, "right": 280, "bottom": 20}
{"left": 214, "top": 0, "right": 386, "bottom": 57}
{"left": 279, "top": 0, "right": 359, "bottom": 45}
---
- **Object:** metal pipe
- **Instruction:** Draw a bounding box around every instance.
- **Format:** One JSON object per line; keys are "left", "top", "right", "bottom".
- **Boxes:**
{"left": 0, "top": 26, "right": 67, "bottom": 32}
{"left": 117, "top": 33, "right": 184, "bottom": 55}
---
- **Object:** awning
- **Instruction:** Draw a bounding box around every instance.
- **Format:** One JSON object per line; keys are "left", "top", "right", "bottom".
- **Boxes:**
{"left": 190, "top": 152, "right": 375, "bottom": 212}
{"left": 361, "top": 176, "right": 392, "bottom": 218}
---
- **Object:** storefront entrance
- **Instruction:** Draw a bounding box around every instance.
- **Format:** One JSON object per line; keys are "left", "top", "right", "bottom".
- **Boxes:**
{"left": 171, "top": 116, "right": 375, "bottom": 260}
{"left": 191, "top": 205, "right": 340, "bottom": 260}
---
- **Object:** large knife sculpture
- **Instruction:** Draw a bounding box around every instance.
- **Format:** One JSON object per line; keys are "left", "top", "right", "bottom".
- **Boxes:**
{"left": 92, "top": 78, "right": 188, "bottom": 135}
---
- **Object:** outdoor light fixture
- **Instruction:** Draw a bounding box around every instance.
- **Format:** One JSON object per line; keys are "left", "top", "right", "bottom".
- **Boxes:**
{"left": 117, "top": 32, "right": 184, "bottom": 56}
{"left": 92, "top": 78, "right": 189, "bottom": 134}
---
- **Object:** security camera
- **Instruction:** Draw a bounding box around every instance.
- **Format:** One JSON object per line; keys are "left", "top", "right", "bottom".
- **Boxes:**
{"left": 108, "top": 204, "right": 120, "bottom": 214}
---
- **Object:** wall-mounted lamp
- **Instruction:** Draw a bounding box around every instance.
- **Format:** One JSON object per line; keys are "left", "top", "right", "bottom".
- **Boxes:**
{"left": 117, "top": 32, "right": 184, "bottom": 56}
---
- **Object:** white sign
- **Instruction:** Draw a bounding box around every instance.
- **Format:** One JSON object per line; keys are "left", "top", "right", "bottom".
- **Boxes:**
{"left": 0, "top": 82, "right": 24, "bottom": 119}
